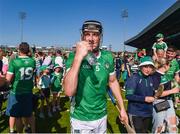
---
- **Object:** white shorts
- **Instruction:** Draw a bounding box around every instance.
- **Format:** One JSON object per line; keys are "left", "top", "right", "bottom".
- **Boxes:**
{"left": 70, "top": 115, "right": 107, "bottom": 134}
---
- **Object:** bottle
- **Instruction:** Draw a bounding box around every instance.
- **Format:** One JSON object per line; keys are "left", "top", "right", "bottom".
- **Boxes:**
{"left": 85, "top": 53, "right": 97, "bottom": 65}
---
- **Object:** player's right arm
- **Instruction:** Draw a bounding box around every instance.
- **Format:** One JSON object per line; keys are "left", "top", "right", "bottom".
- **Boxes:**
{"left": 63, "top": 41, "right": 89, "bottom": 96}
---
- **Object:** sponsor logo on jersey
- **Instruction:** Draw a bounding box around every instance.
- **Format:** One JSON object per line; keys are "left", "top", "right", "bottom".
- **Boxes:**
{"left": 82, "top": 64, "right": 91, "bottom": 69}
{"left": 105, "top": 62, "right": 110, "bottom": 69}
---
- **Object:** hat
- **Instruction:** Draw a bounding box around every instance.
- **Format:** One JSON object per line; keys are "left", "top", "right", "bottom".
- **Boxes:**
{"left": 139, "top": 56, "right": 155, "bottom": 67}
{"left": 155, "top": 33, "right": 164, "bottom": 38}
{"left": 54, "top": 64, "right": 62, "bottom": 70}
{"left": 40, "top": 65, "right": 49, "bottom": 72}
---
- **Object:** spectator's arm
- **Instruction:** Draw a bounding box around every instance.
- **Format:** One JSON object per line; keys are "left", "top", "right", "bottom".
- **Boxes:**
{"left": 160, "top": 87, "right": 179, "bottom": 97}
{"left": 6, "top": 73, "right": 13, "bottom": 85}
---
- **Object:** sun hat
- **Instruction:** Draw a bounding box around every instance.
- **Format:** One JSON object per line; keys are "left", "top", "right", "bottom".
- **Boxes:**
{"left": 139, "top": 56, "right": 155, "bottom": 67}
{"left": 54, "top": 64, "right": 63, "bottom": 70}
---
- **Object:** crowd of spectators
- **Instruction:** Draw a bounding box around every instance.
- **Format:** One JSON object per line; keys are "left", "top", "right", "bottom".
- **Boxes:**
{"left": 0, "top": 32, "right": 180, "bottom": 133}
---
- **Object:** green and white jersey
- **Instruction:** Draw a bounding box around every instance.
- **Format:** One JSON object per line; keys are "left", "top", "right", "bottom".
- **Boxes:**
{"left": 7, "top": 56, "right": 35, "bottom": 94}
{"left": 165, "top": 59, "right": 179, "bottom": 81}
{"left": 152, "top": 41, "right": 168, "bottom": 51}
{"left": 51, "top": 72, "right": 63, "bottom": 92}
{"left": 66, "top": 49, "right": 115, "bottom": 121}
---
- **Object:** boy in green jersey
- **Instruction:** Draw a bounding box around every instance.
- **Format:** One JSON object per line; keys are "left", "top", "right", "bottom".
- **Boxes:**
{"left": 152, "top": 33, "right": 168, "bottom": 61}
{"left": 6, "top": 42, "right": 36, "bottom": 133}
{"left": 51, "top": 64, "right": 63, "bottom": 112}
{"left": 38, "top": 65, "right": 52, "bottom": 118}
{"left": 63, "top": 20, "right": 128, "bottom": 133}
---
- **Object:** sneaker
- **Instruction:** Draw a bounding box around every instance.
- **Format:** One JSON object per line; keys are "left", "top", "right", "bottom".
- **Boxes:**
{"left": 52, "top": 106, "right": 56, "bottom": 112}
{"left": 39, "top": 112, "right": 45, "bottom": 118}
{"left": 9, "top": 130, "right": 17, "bottom": 133}
{"left": 48, "top": 111, "right": 52, "bottom": 117}
{"left": 56, "top": 106, "right": 61, "bottom": 111}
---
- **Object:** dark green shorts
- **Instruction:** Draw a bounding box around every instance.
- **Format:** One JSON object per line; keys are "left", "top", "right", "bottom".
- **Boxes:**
{"left": 6, "top": 92, "right": 33, "bottom": 117}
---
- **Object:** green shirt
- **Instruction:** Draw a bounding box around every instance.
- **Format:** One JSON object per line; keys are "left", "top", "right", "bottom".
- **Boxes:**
{"left": 7, "top": 56, "right": 35, "bottom": 94}
{"left": 51, "top": 72, "right": 63, "bottom": 92}
{"left": 66, "top": 49, "right": 115, "bottom": 121}
{"left": 165, "top": 59, "right": 179, "bottom": 81}
{"left": 152, "top": 41, "right": 168, "bottom": 51}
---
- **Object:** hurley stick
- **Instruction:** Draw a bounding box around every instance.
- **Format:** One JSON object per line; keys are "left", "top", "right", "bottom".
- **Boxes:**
{"left": 107, "top": 89, "right": 136, "bottom": 134}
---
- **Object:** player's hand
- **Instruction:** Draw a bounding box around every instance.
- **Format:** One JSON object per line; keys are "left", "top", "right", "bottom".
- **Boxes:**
{"left": 75, "top": 41, "right": 92, "bottom": 60}
{"left": 145, "top": 96, "right": 155, "bottom": 103}
{"left": 119, "top": 109, "right": 129, "bottom": 125}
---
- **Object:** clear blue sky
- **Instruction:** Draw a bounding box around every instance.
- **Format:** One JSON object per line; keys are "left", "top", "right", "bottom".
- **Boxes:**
{"left": 0, "top": 0, "right": 176, "bottom": 51}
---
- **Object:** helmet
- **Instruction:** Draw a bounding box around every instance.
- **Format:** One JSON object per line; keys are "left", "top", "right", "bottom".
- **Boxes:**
{"left": 82, "top": 20, "right": 103, "bottom": 34}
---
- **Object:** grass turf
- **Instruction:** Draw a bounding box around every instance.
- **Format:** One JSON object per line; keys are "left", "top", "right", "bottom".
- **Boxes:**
{"left": 0, "top": 91, "right": 180, "bottom": 133}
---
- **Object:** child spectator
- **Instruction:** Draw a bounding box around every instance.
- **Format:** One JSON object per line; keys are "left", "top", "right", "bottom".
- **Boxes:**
{"left": 38, "top": 65, "right": 52, "bottom": 118}
{"left": 51, "top": 64, "right": 63, "bottom": 112}
{"left": 152, "top": 33, "right": 168, "bottom": 61}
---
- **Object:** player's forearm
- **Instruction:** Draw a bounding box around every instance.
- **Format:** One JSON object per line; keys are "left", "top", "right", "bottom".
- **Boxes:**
{"left": 109, "top": 79, "right": 126, "bottom": 111}
{"left": 63, "top": 56, "right": 82, "bottom": 96}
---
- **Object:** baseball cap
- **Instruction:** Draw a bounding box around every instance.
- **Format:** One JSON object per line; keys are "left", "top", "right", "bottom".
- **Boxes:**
{"left": 155, "top": 33, "right": 164, "bottom": 38}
